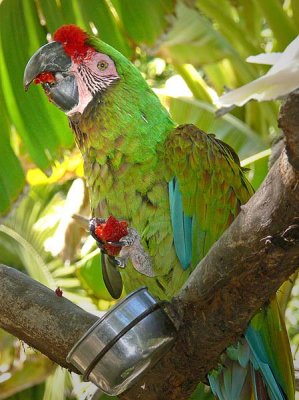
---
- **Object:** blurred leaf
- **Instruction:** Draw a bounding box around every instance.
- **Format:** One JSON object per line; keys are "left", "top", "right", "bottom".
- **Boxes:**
{"left": 196, "top": 0, "right": 258, "bottom": 56}
{"left": 0, "top": 354, "right": 54, "bottom": 400}
{"left": 254, "top": 0, "right": 297, "bottom": 50}
{"left": 0, "top": 99, "right": 25, "bottom": 215}
{"left": 0, "top": 184, "right": 93, "bottom": 304}
{"left": 0, "top": 0, "right": 299, "bottom": 398}
{"left": 43, "top": 368, "right": 69, "bottom": 400}
{"left": 77, "top": 251, "right": 116, "bottom": 301}
{"left": 159, "top": 3, "right": 234, "bottom": 65}
{"left": 241, "top": 152, "right": 270, "bottom": 190}
{"left": 0, "top": 0, "right": 74, "bottom": 216}
{"left": 27, "top": 152, "right": 84, "bottom": 186}
{"left": 174, "top": 64, "right": 214, "bottom": 103}
{"left": 4, "top": 384, "right": 46, "bottom": 400}
{"left": 0, "top": 186, "right": 62, "bottom": 286}
{"left": 236, "top": 0, "right": 264, "bottom": 43}
{"left": 112, "top": 0, "right": 174, "bottom": 45}
{"left": 291, "top": 0, "right": 299, "bottom": 31}
{"left": 278, "top": 272, "right": 298, "bottom": 316}
{"left": 190, "top": 382, "right": 215, "bottom": 399}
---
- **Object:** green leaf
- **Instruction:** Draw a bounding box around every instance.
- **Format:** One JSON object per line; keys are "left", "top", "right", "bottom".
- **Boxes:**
{"left": 77, "top": 251, "right": 116, "bottom": 301}
{"left": 235, "top": 0, "right": 263, "bottom": 43}
{"left": 242, "top": 154, "right": 269, "bottom": 190}
{"left": 291, "top": 0, "right": 299, "bottom": 31}
{"left": 1, "top": 384, "right": 46, "bottom": 400}
{"left": 254, "top": 0, "right": 297, "bottom": 50}
{"left": 196, "top": 0, "right": 259, "bottom": 56}
{"left": 158, "top": 3, "right": 234, "bottom": 65}
{"left": 0, "top": 92, "right": 25, "bottom": 216}
{"left": 112, "top": 0, "right": 174, "bottom": 45}
{"left": 0, "top": 214, "right": 56, "bottom": 288}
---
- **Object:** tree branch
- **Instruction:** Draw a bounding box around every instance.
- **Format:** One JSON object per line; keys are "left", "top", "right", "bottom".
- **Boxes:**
{"left": 0, "top": 266, "right": 98, "bottom": 371}
{"left": 1, "top": 93, "right": 299, "bottom": 400}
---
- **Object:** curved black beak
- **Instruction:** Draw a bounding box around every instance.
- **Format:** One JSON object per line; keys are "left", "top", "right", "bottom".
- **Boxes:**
{"left": 24, "top": 41, "right": 79, "bottom": 113}
{"left": 23, "top": 41, "right": 72, "bottom": 90}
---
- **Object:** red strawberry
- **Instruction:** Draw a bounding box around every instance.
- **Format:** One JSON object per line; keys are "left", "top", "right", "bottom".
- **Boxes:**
{"left": 34, "top": 72, "right": 56, "bottom": 85}
{"left": 95, "top": 216, "right": 128, "bottom": 256}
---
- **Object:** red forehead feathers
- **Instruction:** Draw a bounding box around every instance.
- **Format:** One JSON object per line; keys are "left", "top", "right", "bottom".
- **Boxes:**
{"left": 53, "top": 25, "right": 94, "bottom": 60}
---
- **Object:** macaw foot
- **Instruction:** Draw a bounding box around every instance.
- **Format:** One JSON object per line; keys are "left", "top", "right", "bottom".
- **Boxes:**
{"left": 114, "top": 228, "right": 155, "bottom": 278}
{"left": 89, "top": 217, "right": 155, "bottom": 277}
{"left": 261, "top": 217, "right": 299, "bottom": 249}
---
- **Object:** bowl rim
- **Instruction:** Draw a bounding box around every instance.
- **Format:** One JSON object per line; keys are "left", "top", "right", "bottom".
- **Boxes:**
{"left": 82, "top": 301, "right": 163, "bottom": 381}
{"left": 66, "top": 286, "right": 150, "bottom": 363}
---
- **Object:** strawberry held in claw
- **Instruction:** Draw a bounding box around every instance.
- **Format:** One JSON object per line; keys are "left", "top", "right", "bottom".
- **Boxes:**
{"left": 94, "top": 216, "right": 128, "bottom": 256}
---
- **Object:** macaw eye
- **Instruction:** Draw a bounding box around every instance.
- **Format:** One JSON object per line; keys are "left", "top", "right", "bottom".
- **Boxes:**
{"left": 97, "top": 61, "right": 108, "bottom": 71}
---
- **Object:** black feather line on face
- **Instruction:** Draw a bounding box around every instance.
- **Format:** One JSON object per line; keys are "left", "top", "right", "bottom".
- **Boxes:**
{"left": 78, "top": 64, "right": 119, "bottom": 96}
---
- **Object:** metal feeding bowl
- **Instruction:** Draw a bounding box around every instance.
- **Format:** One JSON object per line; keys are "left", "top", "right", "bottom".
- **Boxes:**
{"left": 67, "top": 287, "right": 177, "bottom": 395}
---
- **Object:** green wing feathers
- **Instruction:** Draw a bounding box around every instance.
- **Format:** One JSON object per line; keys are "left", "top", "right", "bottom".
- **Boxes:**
{"left": 164, "top": 124, "right": 253, "bottom": 265}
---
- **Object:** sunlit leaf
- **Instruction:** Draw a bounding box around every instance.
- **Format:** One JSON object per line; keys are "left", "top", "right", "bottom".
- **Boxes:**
{"left": 158, "top": 3, "right": 234, "bottom": 65}
{"left": 112, "top": 0, "right": 174, "bottom": 45}
{"left": 0, "top": 94, "right": 25, "bottom": 215}
{"left": 76, "top": 251, "right": 116, "bottom": 301}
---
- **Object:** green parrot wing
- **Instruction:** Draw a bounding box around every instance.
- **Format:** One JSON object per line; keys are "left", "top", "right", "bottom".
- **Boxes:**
{"left": 164, "top": 124, "right": 253, "bottom": 269}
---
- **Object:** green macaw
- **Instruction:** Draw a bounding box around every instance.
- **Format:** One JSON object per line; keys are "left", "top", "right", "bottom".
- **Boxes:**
{"left": 24, "top": 25, "right": 294, "bottom": 400}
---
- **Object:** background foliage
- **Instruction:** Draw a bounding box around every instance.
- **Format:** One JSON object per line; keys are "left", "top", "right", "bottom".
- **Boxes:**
{"left": 0, "top": 0, "right": 298, "bottom": 399}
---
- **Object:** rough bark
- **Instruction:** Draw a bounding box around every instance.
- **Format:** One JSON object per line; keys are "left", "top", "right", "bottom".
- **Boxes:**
{"left": 1, "top": 92, "right": 299, "bottom": 399}
{"left": 0, "top": 265, "right": 98, "bottom": 371}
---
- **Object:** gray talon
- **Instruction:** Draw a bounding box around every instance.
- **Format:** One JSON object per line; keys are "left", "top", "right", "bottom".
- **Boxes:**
{"left": 113, "top": 257, "right": 126, "bottom": 269}
{"left": 118, "top": 228, "right": 155, "bottom": 278}
{"left": 119, "top": 228, "right": 139, "bottom": 246}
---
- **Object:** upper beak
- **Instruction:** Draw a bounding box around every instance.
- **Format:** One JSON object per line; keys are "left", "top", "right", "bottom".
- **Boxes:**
{"left": 23, "top": 41, "right": 72, "bottom": 90}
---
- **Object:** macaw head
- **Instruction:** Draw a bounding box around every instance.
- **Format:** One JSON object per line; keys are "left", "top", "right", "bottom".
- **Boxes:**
{"left": 24, "top": 25, "right": 124, "bottom": 116}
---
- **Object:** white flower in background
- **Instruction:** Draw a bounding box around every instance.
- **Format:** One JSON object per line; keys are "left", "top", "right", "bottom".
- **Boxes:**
{"left": 217, "top": 36, "right": 299, "bottom": 107}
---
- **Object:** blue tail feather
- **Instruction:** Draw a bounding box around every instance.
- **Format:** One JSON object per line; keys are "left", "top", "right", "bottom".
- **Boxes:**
{"left": 168, "top": 178, "right": 192, "bottom": 269}
{"left": 208, "top": 357, "right": 248, "bottom": 400}
{"left": 245, "top": 326, "right": 286, "bottom": 400}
